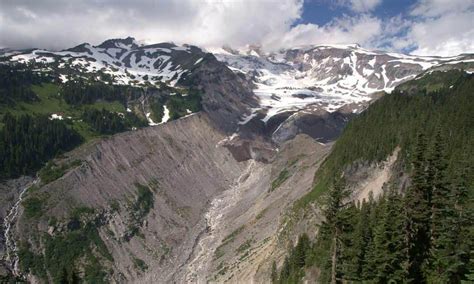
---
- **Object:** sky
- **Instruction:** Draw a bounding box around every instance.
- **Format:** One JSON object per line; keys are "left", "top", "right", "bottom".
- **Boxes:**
{"left": 0, "top": 0, "right": 472, "bottom": 56}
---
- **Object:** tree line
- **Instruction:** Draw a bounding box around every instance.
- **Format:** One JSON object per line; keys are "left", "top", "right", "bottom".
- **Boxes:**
{"left": 274, "top": 70, "right": 473, "bottom": 283}
{"left": 82, "top": 108, "right": 147, "bottom": 135}
{"left": 0, "top": 113, "right": 82, "bottom": 179}
{"left": 276, "top": 132, "right": 471, "bottom": 283}
{"left": 0, "top": 63, "right": 50, "bottom": 105}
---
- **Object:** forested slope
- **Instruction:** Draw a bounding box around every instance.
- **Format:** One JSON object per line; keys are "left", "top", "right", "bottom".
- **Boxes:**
{"left": 276, "top": 70, "right": 474, "bottom": 283}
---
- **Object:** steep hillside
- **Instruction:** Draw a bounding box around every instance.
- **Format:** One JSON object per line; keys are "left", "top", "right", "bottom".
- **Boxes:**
{"left": 272, "top": 70, "right": 474, "bottom": 283}
{"left": 3, "top": 113, "right": 333, "bottom": 283}
{"left": 10, "top": 113, "right": 247, "bottom": 283}
{"left": 0, "top": 39, "right": 473, "bottom": 283}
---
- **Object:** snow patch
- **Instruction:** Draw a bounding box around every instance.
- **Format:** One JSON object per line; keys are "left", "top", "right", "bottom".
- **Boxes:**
{"left": 160, "top": 105, "right": 170, "bottom": 124}
{"left": 49, "top": 114, "right": 64, "bottom": 120}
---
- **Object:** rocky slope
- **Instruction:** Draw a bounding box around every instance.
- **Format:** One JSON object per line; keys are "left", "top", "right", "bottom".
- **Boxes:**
{"left": 4, "top": 112, "right": 332, "bottom": 283}
{"left": 0, "top": 39, "right": 473, "bottom": 283}
{"left": 12, "top": 113, "right": 246, "bottom": 282}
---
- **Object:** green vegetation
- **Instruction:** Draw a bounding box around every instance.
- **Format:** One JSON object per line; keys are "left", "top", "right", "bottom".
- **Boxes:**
{"left": 18, "top": 84, "right": 64, "bottom": 115}
{"left": 132, "top": 257, "right": 148, "bottom": 271}
{"left": 271, "top": 169, "right": 290, "bottom": 191}
{"left": 150, "top": 90, "right": 202, "bottom": 122}
{"left": 39, "top": 160, "right": 82, "bottom": 184}
{"left": 125, "top": 183, "right": 154, "bottom": 240}
{"left": 132, "top": 183, "right": 154, "bottom": 221}
{"left": 22, "top": 197, "right": 45, "bottom": 219}
{"left": 296, "top": 70, "right": 474, "bottom": 210}
{"left": 0, "top": 63, "right": 199, "bottom": 181}
{"left": 215, "top": 225, "right": 246, "bottom": 259}
{"left": 19, "top": 207, "right": 112, "bottom": 283}
{"left": 0, "top": 113, "right": 82, "bottom": 179}
{"left": 256, "top": 208, "right": 268, "bottom": 220}
{"left": 150, "top": 97, "right": 166, "bottom": 122}
{"left": 82, "top": 108, "right": 126, "bottom": 135}
{"left": 276, "top": 70, "right": 474, "bottom": 283}
{"left": 0, "top": 63, "right": 48, "bottom": 106}
{"left": 166, "top": 91, "right": 201, "bottom": 120}
{"left": 61, "top": 80, "right": 127, "bottom": 106}
{"left": 277, "top": 138, "right": 471, "bottom": 283}
{"left": 18, "top": 242, "right": 47, "bottom": 279}
{"left": 222, "top": 225, "right": 245, "bottom": 244}
{"left": 236, "top": 239, "right": 252, "bottom": 254}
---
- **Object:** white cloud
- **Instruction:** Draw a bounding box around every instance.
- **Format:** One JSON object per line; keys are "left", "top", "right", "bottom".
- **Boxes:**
{"left": 0, "top": 0, "right": 303, "bottom": 50}
{"left": 348, "top": 0, "right": 382, "bottom": 12}
{"left": 398, "top": 0, "right": 474, "bottom": 56}
{"left": 266, "top": 15, "right": 382, "bottom": 49}
{"left": 0, "top": 0, "right": 471, "bottom": 56}
{"left": 411, "top": 0, "right": 472, "bottom": 17}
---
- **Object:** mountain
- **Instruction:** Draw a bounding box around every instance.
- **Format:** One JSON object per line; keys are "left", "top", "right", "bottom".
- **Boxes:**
{"left": 0, "top": 38, "right": 473, "bottom": 283}
{"left": 3, "top": 38, "right": 473, "bottom": 131}
{"left": 212, "top": 44, "right": 474, "bottom": 119}
{"left": 0, "top": 37, "right": 258, "bottom": 133}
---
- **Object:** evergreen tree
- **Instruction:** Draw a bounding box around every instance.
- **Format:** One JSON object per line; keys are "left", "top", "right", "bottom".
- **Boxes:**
{"left": 427, "top": 130, "right": 455, "bottom": 282}
{"left": 337, "top": 202, "right": 359, "bottom": 280}
{"left": 326, "top": 176, "right": 348, "bottom": 283}
{"left": 405, "top": 132, "right": 431, "bottom": 283}
{"left": 362, "top": 193, "right": 382, "bottom": 280}
{"left": 293, "top": 233, "right": 310, "bottom": 269}
{"left": 371, "top": 189, "right": 407, "bottom": 282}
{"left": 350, "top": 199, "right": 372, "bottom": 280}
{"left": 450, "top": 165, "right": 472, "bottom": 282}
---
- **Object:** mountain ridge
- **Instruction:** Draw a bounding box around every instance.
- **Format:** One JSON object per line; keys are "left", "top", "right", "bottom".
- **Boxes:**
{"left": 2, "top": 37, "right": 473, "bottom": 123}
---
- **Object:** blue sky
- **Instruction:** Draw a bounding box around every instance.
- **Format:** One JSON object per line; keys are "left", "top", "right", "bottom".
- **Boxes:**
{"left": 300, "top": 0, "right": 418, "bottom": 26}
{"left": 0, "top": 0, "right": 473, "bottom": 56}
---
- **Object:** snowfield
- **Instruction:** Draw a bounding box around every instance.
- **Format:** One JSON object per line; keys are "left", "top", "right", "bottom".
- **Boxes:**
{"left": 212, "top": 44, "right": 473, "bottom": 122}
{"left": 3, "top": 38, "right": 473, "bottom": 125}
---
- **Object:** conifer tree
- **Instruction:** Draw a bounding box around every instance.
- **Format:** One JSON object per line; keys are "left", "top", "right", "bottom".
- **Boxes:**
{"left": 337, "top": 202, "right": 359, "bottom": 280}
{"left": 280, "top": 257, "right": 290, "bottom": 283}
{"left": 405, "top": 132, "right": 431, "bottom": 283}
{"left": 427, "top": 130, "right": 455, "bottom": 282}
{"left": 371, "top": 189, "right": 407, "bottom": 282}
{"left": 325, "top": 176, "right": 348, "bottom": 284}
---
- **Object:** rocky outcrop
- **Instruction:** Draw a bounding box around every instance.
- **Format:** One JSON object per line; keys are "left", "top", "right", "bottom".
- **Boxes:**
{"left": 180, "top": 53, "right": 258, "bottom": 133}
{"left": 11, "top": 115, "right": 332, "bottom": 283}
{"left": 271, "top": 109, "right": 354, "bottom": 144}
{"left": 16, "top": 113, "right": 249, "bottom": 282}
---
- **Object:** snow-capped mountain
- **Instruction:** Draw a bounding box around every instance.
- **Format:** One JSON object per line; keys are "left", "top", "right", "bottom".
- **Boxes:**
{"left": 212, "top": 44, "right": 474, "bottom": 122}
{"left": 1, "top": 37, "right": 208, "bottom": 86}
{"left": 1, "top": 38, "right": 473, "bottom": 129}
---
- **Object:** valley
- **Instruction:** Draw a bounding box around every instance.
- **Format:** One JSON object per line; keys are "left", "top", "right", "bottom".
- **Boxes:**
{"left": 0, "top": 38, "right": 473, "bottom": 283}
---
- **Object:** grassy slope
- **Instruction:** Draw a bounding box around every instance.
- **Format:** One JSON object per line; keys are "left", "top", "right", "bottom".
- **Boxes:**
{"left": 0, "top": 83, "right": 127, "bottom": 141}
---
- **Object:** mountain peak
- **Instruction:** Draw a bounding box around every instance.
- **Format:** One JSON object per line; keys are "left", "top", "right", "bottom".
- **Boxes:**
{"left": 96, "top": 36, "right": 139, "bottom": 49}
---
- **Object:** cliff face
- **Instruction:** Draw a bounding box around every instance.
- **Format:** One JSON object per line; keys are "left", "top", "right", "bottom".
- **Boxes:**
{"left": 15, "top": 113, "right": 248, "bottom": 282}
{"left": 9, "top": 113, "right": 332, "bottom": 283}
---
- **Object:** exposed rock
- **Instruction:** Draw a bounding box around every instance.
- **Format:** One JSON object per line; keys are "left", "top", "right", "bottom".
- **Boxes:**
{"left": 271, "top": 108, "right": 354, "bottom": 144}
{"left": 17, "top": 113, "right": 249, "bottom": 282}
